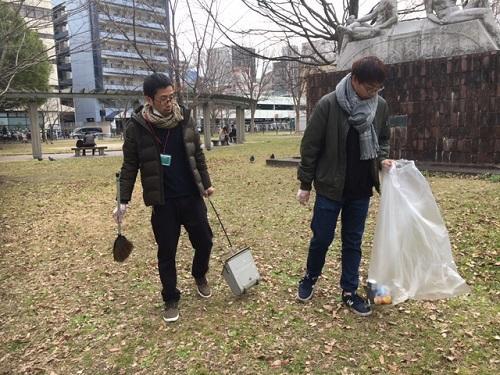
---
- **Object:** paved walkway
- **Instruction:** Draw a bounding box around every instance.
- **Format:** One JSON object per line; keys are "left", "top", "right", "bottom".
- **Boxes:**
{"left": 0, "top": 150, "right": 123, "bottom": 162}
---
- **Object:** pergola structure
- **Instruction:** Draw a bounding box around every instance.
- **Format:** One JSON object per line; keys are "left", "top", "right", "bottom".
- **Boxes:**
{"left": 3, "top": 90, "right": 255, "bottom": 158}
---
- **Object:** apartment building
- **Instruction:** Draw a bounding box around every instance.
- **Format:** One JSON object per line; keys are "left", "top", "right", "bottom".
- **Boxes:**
{"left": 53, "top": 2, "right": 72, "bottom": 91}
{"left": 53, "top": 0, "right": 169, "bottom": 123}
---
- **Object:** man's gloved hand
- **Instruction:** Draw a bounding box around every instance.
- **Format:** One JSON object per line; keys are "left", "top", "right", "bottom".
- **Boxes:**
{"left": 296, "top": 189, "right": 310, "bottom": 205}
{"left": 113, "top": 203, "right": 128, "bottom": 224}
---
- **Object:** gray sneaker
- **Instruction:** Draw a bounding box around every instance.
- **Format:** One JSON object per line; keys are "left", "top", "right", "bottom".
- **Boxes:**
{"left": 163, "top": 301, "right": 179, "bottom": 322}
{"left": 195, "top": 277, "right": 212, "bottom": 298}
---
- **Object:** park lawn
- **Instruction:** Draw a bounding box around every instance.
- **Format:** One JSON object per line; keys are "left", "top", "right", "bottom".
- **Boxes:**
{"left": 0, "top": 138, "right": 124, "bottom": 156}
{"left": 0, "top": 133, "right": 498, "bottom": 374}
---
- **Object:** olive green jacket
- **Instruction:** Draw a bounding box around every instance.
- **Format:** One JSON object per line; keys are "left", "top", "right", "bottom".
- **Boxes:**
{"left": 298, "top": 91, "right": 390, "bottom": 201}
{"left": 119, "top": 106, "right": 211, "bottom": 206}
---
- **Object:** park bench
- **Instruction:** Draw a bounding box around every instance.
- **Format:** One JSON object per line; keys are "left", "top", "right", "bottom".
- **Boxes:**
{"left": 71, "top": 146, "right": 108, "bottom": 157}
{"left": 211, "top": 139, "right": 220, "bottom": 146}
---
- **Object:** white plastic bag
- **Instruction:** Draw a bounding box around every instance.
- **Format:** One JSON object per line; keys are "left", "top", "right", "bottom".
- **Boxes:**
{"left": 368, "top": 160, "right": 470, "bottom": 305}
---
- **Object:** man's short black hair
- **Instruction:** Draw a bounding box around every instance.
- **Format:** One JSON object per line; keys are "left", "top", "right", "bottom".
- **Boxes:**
{"left": 143, "top": 73, "right": 173, "bottom": 98}
{"left": 351, "top": 56, "right": 387, "bottom": 84}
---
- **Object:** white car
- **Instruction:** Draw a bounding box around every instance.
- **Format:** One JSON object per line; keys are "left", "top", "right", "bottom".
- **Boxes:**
{"left": 70, "top": 127, "right": 104, "bottom": 139}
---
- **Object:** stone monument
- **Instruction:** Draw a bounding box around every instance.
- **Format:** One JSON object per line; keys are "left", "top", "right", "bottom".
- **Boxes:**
{"left": 337, "top": 0, "right": 500, "bottom": 70}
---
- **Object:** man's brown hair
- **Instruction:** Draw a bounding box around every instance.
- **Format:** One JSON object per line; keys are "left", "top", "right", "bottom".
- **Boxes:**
{"left": 351, "top": 56, "right": 387, "bottom": 84}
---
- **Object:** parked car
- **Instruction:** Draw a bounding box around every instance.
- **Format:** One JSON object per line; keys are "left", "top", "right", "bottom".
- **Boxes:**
{"left": 70, "top": 127, "right": 103, "bottom": 139}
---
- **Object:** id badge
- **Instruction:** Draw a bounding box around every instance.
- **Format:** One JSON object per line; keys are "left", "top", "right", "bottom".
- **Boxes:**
{"left": 160, "top": 153, "right": 172, "bottom": 166}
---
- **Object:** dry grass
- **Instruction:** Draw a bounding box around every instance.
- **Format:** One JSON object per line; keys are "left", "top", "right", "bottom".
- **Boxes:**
{"left": 0, "top": 133, "right": 498, "bottom": 374}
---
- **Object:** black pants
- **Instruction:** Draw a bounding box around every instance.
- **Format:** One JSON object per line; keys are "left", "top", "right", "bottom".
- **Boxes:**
{"left": 82, "top": 142, "right": 95, "bottom": 155}
{"left": 151, "top": 195, "right": 213, "bottom": 303}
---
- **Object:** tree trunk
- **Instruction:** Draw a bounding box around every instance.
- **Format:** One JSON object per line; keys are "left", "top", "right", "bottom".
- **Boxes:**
{"left": 250, "top": 103, "right": 256, "bottom": 133}
{"left": 295, "top": 108, "right": 301, "bottom": 133}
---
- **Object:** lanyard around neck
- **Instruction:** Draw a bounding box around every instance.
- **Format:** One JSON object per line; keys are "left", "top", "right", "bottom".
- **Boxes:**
{"left": 146, "top": 120, "right": 170, "bottom": 153}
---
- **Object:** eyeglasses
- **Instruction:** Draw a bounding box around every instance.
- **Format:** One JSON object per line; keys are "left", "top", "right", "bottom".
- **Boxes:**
{"left": 155, "top": 94, "right": 175, "bottom": 104}
{"left": 364, "top": 84, "right": 384, "bottom": 94}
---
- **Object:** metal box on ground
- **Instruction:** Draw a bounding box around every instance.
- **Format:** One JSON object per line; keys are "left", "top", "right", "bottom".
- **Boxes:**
{"left": 222, "top": 247, "right": 260, "bottom": 296}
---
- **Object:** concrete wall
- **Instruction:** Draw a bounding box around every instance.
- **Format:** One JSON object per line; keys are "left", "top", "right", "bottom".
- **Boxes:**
{"left": 307, "top": 51, "right": 500, "bottom": 165}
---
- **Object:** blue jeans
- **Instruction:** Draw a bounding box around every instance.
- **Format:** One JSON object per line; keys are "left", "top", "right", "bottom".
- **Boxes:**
{"left": 306, "top": 194, "right": 370, "bottom": 293}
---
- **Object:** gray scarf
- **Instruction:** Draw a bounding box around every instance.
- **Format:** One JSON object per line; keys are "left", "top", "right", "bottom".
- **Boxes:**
{"left": 335, "top": 73, "right": 379, "bottom": 160}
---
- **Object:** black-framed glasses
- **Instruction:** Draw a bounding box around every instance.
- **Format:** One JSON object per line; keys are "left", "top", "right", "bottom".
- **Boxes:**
{"left": 155, "top": 94, "right": 175, "bottom": 104}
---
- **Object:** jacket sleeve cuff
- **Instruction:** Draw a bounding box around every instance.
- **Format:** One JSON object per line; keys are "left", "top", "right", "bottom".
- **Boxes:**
{"left": 300, "top": 181, "right": 312, "bottom": 191}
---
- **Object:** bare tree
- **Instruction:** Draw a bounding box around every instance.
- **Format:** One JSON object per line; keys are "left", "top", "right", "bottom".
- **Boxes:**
{"left": 182, "top": 0, "right": 242, "bottom": 132}
{"left": 232, "top": 52, "right": 272, "bottom": 133}
{"left": 272, "top": 45, "right": 308, "bottom": 131}
{"left": 200, "top": 0, "right": 359, "bottom": 66}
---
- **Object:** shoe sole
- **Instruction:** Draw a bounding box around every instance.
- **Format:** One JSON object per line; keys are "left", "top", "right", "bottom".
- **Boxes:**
{"left": 197, "top": 287, "right": 212, "bottom": 298}
{"left": 344, "top": 303, "right": 372, "bottom": 317}
{"left": 296, "top": 290, "right": 314, "bottom": 302}
{"left": 163, "top": 313, "right": 179, "bottom": 322}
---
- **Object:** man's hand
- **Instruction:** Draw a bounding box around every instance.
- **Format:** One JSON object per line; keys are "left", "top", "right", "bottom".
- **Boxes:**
{"left": 296, "top": 189, "right": 310, "bottom": 205}
{"left": 381, "top": 159, "right": 395, "bottom": 171}
{"left": 204, "top": 186, "right": 215, "bottom": 197}
{"left": 113, "top": 203, "right": 128, "bottom": 224}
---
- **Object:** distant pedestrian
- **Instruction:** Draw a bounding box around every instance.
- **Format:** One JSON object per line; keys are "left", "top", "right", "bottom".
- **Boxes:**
{"left": 219, "top": 126, "right": 229, "bottom": 146}
{"left": 229, "top": 124, "right": 237, "bottom": 143}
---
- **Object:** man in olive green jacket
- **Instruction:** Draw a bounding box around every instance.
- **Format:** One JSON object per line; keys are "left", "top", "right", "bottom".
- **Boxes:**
{"left": 296, "top": 56, "right": 394, "bottom": 316}
{"left": 113, "top": 73, "right": 214, "bottom": 323}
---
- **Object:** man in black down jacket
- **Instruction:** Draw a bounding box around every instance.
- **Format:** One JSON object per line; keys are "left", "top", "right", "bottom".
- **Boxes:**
{"left": 296, "top": 56, "right": 394, "bottom": 316}
{"left": 113, "top": 73, "right": 214, "bottom": 323}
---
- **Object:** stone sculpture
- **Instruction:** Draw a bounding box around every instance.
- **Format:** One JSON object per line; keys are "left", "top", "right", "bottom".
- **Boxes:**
{"left": 425, "top": 0, "right": 500, "bottom": 44}
{"left": 339, "top": 0, "right": 398, "bottom": 43}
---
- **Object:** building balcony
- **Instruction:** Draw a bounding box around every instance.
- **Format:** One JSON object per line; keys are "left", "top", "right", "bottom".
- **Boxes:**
{"left": 101, "top": 0, "right": 167, "bottom": 15}
{"left": 103, "top": 83, "right": 142, "bottom": 91}
{"left": 103, "top": 66, "right": 153, "bottom": 77}
{"left": 57, "top": 46, "right": 70, "bottom": 55}
{"left": 59, "top": 79, "right": 73, "bottom": 88}
{"left": 53, "top": 14, "right": 68, "bottom": 26}
{"left": 58, "top": 62, "right": 72, "bottom": 71}
{"left": 101, "top": 31, "right": 168, "bottom": 48}
{"left": 98, "top": 13, "right": 164, "bottom": 30}
{"left": 54, "top": 30, "right": 69, "bottom": 40}
{"left": 101, "top": 49, "right": 168, "bottom": 62}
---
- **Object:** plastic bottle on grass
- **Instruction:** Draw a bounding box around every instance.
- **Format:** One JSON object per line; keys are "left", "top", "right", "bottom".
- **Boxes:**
{"left": 366, "top": 279, "right": 392, "bottom": 305}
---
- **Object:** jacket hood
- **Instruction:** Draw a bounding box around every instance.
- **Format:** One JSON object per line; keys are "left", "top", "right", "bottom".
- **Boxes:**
{"left": 131, "top": 105, "right": 147, "bottom": 127}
